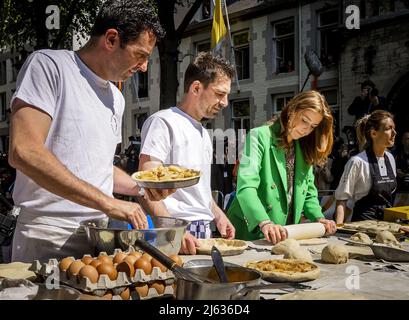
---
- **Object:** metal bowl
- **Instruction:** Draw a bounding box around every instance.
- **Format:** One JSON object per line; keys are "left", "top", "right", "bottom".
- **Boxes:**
{"left": 83, "top": 216, "right": 188, "bottom": 256}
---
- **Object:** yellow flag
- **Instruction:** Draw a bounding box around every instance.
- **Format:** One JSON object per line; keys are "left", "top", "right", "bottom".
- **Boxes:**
{"left": 211, "top": 0, "right": 227, "bottom": 50}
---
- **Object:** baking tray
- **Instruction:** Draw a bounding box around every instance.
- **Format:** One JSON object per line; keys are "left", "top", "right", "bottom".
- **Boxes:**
{"left": 131, "top": 172, "right": 200, "bottom": 189}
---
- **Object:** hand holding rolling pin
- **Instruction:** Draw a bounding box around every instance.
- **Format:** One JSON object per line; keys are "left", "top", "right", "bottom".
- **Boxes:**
{"left": 259, "top": 221, "right": 287, "bottom": 244}
{"left": 317, "top": 218, "right": 337, "bottom": 235}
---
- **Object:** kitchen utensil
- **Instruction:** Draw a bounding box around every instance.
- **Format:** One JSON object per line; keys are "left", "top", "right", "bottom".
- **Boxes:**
{"left": 175, "top": 265, "right": 311, "bottom": 300}
{"left": 83, "top": 216, "right": 188, "bottom": 256}
{"left": 133, "top": 238, "right": 216, "bottom": 284}
{"left": 339, "top": 238, "right": 409, "bottom": 262}
{"left": 210, "top": 246, "right": 228, "bottom": 283}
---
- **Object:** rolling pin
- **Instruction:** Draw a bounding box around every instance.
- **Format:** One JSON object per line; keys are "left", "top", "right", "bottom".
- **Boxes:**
{"left": 283, "top": 223, "right": 325, "bottom": 240}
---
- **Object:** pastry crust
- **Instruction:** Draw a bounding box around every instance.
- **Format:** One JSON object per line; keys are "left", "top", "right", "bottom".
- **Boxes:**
{"left": 196, "top": 238, "right": 248, "bottom": 256}
{"left": 244, "top": 259, "right": 320, "bottom": 282}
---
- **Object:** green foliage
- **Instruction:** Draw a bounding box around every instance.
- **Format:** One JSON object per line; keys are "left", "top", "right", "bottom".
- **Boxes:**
{"left": 0, "top": 0, "right": 103, "bottom": 52}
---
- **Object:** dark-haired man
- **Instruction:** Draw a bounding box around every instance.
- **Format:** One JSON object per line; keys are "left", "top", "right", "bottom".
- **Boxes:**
{"left": 139, "top": 52, "right": 236, "bottom": 255}
{"left": 348, "top": 80, "right": 387, "bottom": 122}
{"left": 8, "top": 0, "right": 171, "bottom": 262}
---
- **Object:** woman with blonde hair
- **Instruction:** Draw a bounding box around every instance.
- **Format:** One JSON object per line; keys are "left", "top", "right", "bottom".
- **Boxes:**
{"left": 334, "top": 110, "right": 397, "bottom": 223}
{"left": 227, "top": 90, "right": 336, "bottom": 242}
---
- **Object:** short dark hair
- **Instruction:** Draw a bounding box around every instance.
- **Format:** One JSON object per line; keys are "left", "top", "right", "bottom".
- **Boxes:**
{"left": 183, "top": 52, "right": 235, "bottom": 93}
{"left": 91, "top": 0, "right": 165, "bottom": 47}
{"left": 361, "top": 79, "right": 375, "bottom": 90}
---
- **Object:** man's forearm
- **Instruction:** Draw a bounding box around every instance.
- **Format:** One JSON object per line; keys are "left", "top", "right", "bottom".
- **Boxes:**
{"left": 138, "top": 197, "right": 170, "bottom": 217}
{"left": 11, "top": 145, "right": 113, "bottom": 213}
{"left": 113, "top": 166, "right": 140, "bottom": 196}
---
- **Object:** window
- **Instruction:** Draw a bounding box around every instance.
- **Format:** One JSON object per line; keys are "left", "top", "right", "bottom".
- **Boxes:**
{"left": 318, "top": 9, "right": 339, "bottom": 67}
{"left": 131, "top": 71, "right": 148, "bottom": 102}
{"left": 0, "top": 92, "right": 6, "bottom": 122}
{"left": 273, "top": 18, "right": 295, "bottom": 74}
{"left": 196, "top": 41, "right": 211, "bottom": 54}
{"left": 0, "top": 61, "right": 6, "bottom": 85}
{"left": 272, "top": 93, "right": 293, "bottom": 115}
{"left": 321, "top": 88, "right": 340, "bottom": 135}
{"left": 202, "top": 0, "right": 211, "bottom": 20}
{"left": 231, "top": 99, "right": 250, "bottom": 134}
{"left": 233, "top": 31, "right": 250, "bottom": 80}
{"left": 133, "top": 112, "right": 148, "bottom": 136}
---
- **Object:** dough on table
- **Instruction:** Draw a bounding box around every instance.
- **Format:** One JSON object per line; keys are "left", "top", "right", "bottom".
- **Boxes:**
{"left": 283, "top": 247, "right": 313, "bottom": 262}
{"left": 350, "top": 232, "right": 373, "bottom": 244}
{"left": 271, "top": 239, "right": 300, "bottom": 255}
{"left": 321, "top": 244, "right": 348, "bottom": 264}
{"left": 375, "top": 230, "right": 401, "bottom": 248}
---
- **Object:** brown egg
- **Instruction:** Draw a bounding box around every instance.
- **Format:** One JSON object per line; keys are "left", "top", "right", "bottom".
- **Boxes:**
{"left": 113, "top": 252, "right": 128, "bottom": 264}
{"left": 120, "top": 287, "right": 131, "bottom": 300}
{"left": 97, "top": 255, "right": 113, "bottom": 265}
{"left": 101, "top": 291, "right": 113, "bottom": 300}
{"left": 67, "top": 260, "right": 85, "bottom": 279}
{"left": 151, "top": 258, "right": 167, "bottom": 272}
{"left": 78, "top": 265, "right": 99, "bottom": 283}
{"left": 81, "top": 256, "right": 94, "bottom": 265}
{"left": 123, "top": 255, "right": 138, "bottom": 267}
{"left": 128, "top": 251, "right": 142, "bottom": 259}
{"left": 116, "top": 260, "right": 135, "bottom": 277}
{"left": 141, "top": 252, "right": 152, "bottom": 261}
{"left": 149, "top": 281, "right": 165, "bottom": 295}
{"left": 59, "top": 257, "right": 74, "bottom": 272}
{"left": 97, "top": 263, "right": 118, "bottom": 280}
{"left": 134, "top": 258, "right": 152, "bottom": 275}
{"left": 89, "top": 259, "right": 102, "bottom": 269}
{"left": 169, "top": 254, "right": 183, "bottom": 267}
{"left": 134, "top": 284, "right": 149, "bottom": 298}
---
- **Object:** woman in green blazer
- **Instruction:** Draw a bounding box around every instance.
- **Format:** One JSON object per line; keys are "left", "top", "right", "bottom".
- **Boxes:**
{"left": 227, "top": 91, "right": 337, "bottom": 242}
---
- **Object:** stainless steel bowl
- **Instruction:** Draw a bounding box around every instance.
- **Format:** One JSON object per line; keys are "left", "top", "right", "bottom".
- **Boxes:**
{"left": 83, "top": 216, "right": 188, "bottom": 256}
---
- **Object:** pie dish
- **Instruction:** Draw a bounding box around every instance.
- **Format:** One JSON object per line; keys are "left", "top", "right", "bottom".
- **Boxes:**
{"left": 244, "top": 259, "right": 320, "bottom": 282}
{"left": 196, "top": 238, "right": 248, "bottom": 256}
{"left": 132, "top": 165, "right": 200, "bottom": 189}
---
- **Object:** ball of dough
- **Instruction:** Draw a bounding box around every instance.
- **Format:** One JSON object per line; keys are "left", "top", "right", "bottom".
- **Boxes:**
{"left": 321, "top": 244, "right": 348, "bottom": 264}
{"left": 375, "top": 230, "right": 401, "bottom": 247}
{"left": 271, "top": 239, "right": 300, "bottom": 255}
{"left": 284, "top": 247, "right": 313, "bottom": 262}
{"left": 350, "top": 232, "right": 372, "bottom": 244}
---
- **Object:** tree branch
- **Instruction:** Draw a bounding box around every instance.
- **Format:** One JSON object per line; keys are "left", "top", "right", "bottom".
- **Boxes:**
{"left": 176, "top": 0, "right": 202, "bottom": 36}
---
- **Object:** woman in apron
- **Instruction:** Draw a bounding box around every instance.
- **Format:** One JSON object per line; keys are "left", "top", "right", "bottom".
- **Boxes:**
{"left": 335, "top": 110, "right": 397, "bottom": 223}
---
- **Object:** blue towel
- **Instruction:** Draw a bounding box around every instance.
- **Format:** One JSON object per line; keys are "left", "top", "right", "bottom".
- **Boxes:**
{"left": 127, "top": 215, "right": 154, "bottom": 230}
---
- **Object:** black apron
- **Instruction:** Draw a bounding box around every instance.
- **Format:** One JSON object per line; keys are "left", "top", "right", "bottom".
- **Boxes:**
{"left": 352, "top": 148, "right": 397, "bottom": 221}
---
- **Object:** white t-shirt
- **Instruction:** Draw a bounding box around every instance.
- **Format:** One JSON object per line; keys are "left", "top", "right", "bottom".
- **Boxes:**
{"left": 140, "top": 107, "right": 213, "bottom": 222}
{"left": 11, "top": 50, "right": 124, "bottom": 228}
{"left": 335, "top": 150, "right": 396, "bottom": 204}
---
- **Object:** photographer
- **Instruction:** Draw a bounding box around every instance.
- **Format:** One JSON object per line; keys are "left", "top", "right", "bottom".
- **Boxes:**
{"left": 348, "top": 80, "right": 388, "bottom": 123}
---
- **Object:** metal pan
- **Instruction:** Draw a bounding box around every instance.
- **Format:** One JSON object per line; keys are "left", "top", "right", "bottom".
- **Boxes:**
{"left": 339, "top": 238, "right": 409, "bottom": 262}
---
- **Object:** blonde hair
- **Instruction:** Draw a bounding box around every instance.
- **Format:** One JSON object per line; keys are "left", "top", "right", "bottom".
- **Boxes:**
{"left": 267, "top": 90, "right": 334, "bottom": 166}
{"left": 356, "top": 110, "right": 394, "bottom": 151}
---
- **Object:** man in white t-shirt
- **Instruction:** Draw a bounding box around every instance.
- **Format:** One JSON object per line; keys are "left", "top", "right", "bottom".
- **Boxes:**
{"left": 8, "top": 0, "right": 173, "bottom": 262}
{"left": 139, "top": 52, "right": 236, "bottom": 255}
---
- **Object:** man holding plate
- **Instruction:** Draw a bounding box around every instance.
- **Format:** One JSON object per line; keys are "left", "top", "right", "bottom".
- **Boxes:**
{"left": 139, "top": 52, "right": 236, "bottom": 255}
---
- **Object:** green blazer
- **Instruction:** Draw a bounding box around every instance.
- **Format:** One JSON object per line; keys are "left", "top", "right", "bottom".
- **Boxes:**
{"left": 227, "top": 121, "right": 324, "bottom": 240}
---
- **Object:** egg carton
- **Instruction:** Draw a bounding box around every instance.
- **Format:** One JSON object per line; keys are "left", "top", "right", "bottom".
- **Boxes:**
{"left": 29, "top": 254, "right": 175, "bottom": 294}
{"left": 111, "top": 284, "right": 175, "bottom": 300}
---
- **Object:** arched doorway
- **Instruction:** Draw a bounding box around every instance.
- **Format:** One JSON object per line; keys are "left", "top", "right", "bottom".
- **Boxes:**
{"left": 388, "top": 72, "right": 409, "bottom": 137}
